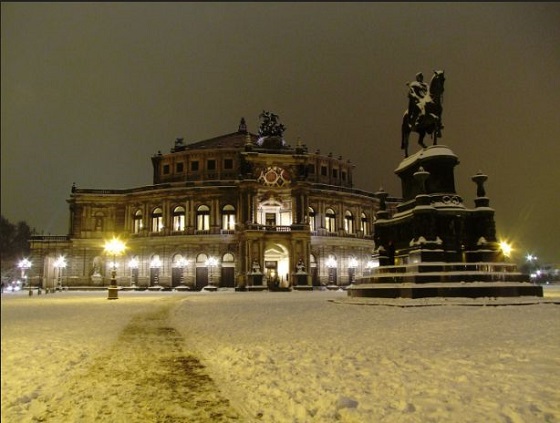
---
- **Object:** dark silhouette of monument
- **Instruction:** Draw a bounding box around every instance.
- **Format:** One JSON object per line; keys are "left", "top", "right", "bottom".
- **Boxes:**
{"left": 401, "top": 70, "right": 445, "bottom": 157}
{"left": 349, "top": 72, "right": 542, "bottom": 299}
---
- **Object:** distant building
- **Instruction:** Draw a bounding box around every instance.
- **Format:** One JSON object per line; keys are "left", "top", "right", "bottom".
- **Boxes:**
{"left": 30, "top": 117, "right": 398, "bottom": 290}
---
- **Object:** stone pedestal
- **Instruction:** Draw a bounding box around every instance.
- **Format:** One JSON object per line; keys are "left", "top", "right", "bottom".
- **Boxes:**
{"left": 292, "top": 272, "right": 311, "bottom": 290}
{"left": 363, "top": 144, "right": 537, "bottom": 299}
{"left": 107, "top": 286, "right": 119, "bottom": 300}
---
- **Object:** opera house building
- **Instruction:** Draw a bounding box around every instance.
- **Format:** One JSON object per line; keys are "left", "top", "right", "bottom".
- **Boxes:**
{"left": 30, "top": 115, "right": 397, "bottom": 291}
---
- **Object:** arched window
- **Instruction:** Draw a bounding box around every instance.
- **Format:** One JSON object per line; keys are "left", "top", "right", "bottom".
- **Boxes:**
{"left": 222, "top": 253, "right": 234, "bottom": 263}
{"left": 308, "top": 207, "right": 316, "bottom": 232}
{"left": 361, "top": 212, "right": 369, "bottom": 236}
{"left": 151, "top": 207, "right": 163, "bottom": 232}
{"left": 344, "top": 210, "right": 354, "bottom": 234}
{"left": 196, "top": 253, "right": 208, "bottom": 264}
{"left": 325, "top": 208, "right": 336, "bottom": 233}
{"left": 196, "top": 205, "right": 210, "bottom": 232}
{"left": 222, "top": 205, "right": 236, "bottom": 231}
{"left": 133, "top": 209, "right": 143, "bottom": 234}
{"left": 173, "top": 206, "right": 186, "bottom": 231}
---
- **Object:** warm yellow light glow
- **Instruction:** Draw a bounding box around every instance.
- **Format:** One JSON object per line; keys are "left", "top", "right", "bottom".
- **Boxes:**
{"left": 499, "top": 241, "right": 513, "bottom": 258}
{"left": 326, "top": 256, "right": 337, "bottom": 268}
{"left": 205, "top": 256, "right": 218, "bottom": 267}
{"left": 150, "top": 257, "right": 162, "bottom": 268}
{"left": 366, "top": 259, "right": 379, "bottom": 269}
{"left": 175, "top": 257, "right": 188, "bottom": 267}
{"left": 18, "top": 258, "right": 32, "bottom": 269}
{"left": 54, "top": 256, "right": 67, "bottom": 269}
{"left": 104, "top": 237, "right": 126, "bottom": 257}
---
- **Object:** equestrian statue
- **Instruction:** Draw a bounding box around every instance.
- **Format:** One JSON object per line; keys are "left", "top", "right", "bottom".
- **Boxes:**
{"left": 401, "top": 70, "right": 445, "bottom": 157}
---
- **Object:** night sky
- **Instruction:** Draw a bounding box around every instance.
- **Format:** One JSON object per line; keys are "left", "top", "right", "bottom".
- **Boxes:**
{"left": 2, "top": 3, "right": 559, "bottom": 263}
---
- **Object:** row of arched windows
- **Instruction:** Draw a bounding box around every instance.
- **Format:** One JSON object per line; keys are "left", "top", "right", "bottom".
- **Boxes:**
{"left": 308, "top": 207, "right": 370, "bottom": 235}
{"left": 132, "top": 205, "right": 371, "bottom": 235}
{"left": 133, "top": 205, "right": 236, "bottom": 233}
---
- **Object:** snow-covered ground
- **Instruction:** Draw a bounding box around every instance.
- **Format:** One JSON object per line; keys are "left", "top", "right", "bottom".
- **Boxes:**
{"left": 2, "top": 287, "right": 560, "bottom": 422}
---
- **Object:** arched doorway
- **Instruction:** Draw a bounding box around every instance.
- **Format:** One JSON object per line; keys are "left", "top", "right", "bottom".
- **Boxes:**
{"left": 221, "top": 253, "right": 235, "bottom": 287}
{"left": 263, "top": 243, "right": 290, "bottom": 289}
{"left": 195, "top": 253, "right": 208, "bottom": 290}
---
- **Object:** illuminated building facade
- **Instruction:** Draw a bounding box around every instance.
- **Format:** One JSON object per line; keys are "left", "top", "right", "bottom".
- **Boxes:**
{"left": 30, "top": 117, "right": 398, "bottom": 290}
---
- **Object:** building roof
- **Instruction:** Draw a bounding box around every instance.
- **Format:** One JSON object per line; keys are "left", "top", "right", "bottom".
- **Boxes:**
{"left": 176, "top": 131, "right": 259, "bottom": 151}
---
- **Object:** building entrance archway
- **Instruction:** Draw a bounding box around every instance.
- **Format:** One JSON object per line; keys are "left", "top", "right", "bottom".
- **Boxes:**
{"left": 263, "top": 243, "right": 290, "bottom": 288}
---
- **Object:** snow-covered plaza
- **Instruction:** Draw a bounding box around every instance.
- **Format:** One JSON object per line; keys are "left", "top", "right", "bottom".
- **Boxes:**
{"left": 2, "top": 288, "right": 560, "bottom": 422}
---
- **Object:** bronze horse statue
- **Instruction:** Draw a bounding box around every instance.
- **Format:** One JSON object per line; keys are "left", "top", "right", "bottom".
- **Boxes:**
{"left": 401, "top": 70, "right": 445, "bottom": 157}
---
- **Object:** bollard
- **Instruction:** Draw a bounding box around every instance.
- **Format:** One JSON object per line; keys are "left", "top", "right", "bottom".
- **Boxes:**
{"left": 37, "top": 288, "right": 42, "bottom": 295}
{"left": 29, "top": 289, "right": 33, "bottom": 296}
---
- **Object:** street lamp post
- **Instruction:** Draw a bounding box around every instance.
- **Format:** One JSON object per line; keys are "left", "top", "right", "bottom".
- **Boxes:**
{"left": 177, "top": 256, "right": 187, "bottom": 287}
{"left": 326, "top": 256, "right": 337, "bottom": 287}
{"left": 129, "top": 257, "right": 139, "bottom": 288}
{"left": 348, "top": 257, "right": 358, "bottom": 285}
{"left": 150, "top": 257, "right": 162, "bottom": 287}
{"left": 53, "top": 256, "right": 67, "bottom": 291}
{"left": 104, "top": 237, "right": 126, "bottom": 300}
{"left": 205, "top": 256, "right": 218, "bottom": 288}
{"left": 18, "top": 258, "right": 32, "bottom": 295}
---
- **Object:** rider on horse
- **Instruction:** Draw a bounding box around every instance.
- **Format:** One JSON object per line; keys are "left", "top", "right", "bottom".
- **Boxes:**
{"left": 407, "top": 72, "right": 428, "bottom": 128}
{"left": 401, "top": 70, "right": 445, "bottom": 157}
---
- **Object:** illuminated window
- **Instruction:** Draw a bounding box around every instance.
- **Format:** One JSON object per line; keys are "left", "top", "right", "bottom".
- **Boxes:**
{"left": 151, "top": 207, "right": 163, "bottom": 232}
{"left": 173, "top": 206, "right": 186, "bottom": 231}
{"left": 344, "top": 210, "right": 354, "bottom": 233}
{"left": 222, "top": 205, "right": 236, "bottom": 231}
{"left": 361, "top": 212, "right": 368, "bottom": 236}
{"left": 196, "top": 205, "right": 210, "bottom": 231}
{"left": 133, "top": 209, "right": 143, "bottom": 233}
{"left": 308, "top": 207, "right": 316, "bottom": 232}
{"left": 326, "top": 208, "right": 336, "bottom": 232}
{"left": 223, "top": 253, "right": 234, "bottom": 263}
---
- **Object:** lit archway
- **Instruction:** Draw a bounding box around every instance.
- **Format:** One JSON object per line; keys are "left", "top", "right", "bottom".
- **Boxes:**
{"left": 263, "top": 243, "right": 290, "bottom": 288}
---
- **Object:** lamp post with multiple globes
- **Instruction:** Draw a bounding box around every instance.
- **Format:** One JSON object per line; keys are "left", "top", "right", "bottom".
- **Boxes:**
{"left": 205, "top": 256, "right": 218, "bottom": 288}
{"left": 326, "top": 256, "right": 337, "bottom": 286}
{"left": 104, "top": 237, "right": 126, "bottom": 300}
{"left": 348, "top": 257, "right": 358, "bottom": 285}
{"left": 53, "top": 256, "right": 67, "bottom": 291}
{"left": 129, "top": 257, "right": 139, "bottom": 287}
{"left": 150, "top": 257, "right": 162, "bottom": 287}
{"left": 176, "top": 256, "right": 188, "bottom": 287}
{"left": 18, "top": 258, "right": 32, "bottom": 294}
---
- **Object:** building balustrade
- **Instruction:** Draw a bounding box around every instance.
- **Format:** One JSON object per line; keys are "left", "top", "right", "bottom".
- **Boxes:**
{"left": 30, "top": 235, "right": 70, "bottom": 242}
